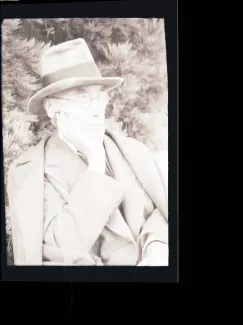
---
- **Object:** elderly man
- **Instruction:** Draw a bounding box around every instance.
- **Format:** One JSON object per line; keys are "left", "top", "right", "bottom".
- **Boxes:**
{"left": 7, "top": 38, "right": 168, "bottom": 266}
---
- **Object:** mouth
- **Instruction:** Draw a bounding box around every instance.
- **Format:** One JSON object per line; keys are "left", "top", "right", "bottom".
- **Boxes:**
{"left": 88, "top": 121, "right": 104, "bottom": 126}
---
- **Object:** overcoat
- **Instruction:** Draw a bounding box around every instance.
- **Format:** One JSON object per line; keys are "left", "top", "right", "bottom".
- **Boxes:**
{"left": 7, "top": 128, "right": 168, "bottom": 265}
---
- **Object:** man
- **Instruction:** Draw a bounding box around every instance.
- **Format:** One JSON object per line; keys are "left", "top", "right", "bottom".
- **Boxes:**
{"left": 7, "top": 38, "right": 168, "bottom": 266}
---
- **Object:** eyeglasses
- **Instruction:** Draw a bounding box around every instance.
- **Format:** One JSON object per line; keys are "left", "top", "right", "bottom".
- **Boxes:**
{"left": 51, "top": 92, "right": 110, "bottom": 109}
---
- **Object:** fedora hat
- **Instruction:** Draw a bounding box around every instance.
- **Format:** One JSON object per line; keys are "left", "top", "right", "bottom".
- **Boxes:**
{"left": 27, "top": 38, "right": 124, "bottom": 115}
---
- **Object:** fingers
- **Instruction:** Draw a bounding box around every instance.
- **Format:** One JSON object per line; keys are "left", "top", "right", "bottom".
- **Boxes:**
{"left": 60, "top": 112, "right": 75, "bottom": 142}
{"left": 56, "top": 112, "right": 75, "bottom": 147}
{"left": 69, "top": 115, "right": 94, "bottom": 150}
{"left": 55, "top": 111, "right": 101, "bottom": 162}
{"left": 64, "top": 113, "right": 92, "bottom": 159}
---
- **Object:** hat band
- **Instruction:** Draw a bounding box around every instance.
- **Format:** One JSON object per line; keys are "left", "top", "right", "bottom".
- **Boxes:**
{"left": 42, "top": 62, "right": 102, "bottom": 87}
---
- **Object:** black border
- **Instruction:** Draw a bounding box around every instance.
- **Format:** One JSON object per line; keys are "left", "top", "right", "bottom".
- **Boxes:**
{"left": 0, "top": 0, "right": 178, "bottom": 282}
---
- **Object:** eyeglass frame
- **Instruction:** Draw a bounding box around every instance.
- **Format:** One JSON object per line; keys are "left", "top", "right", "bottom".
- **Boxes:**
{"left": 49, "top": 91, "right": 110, "bottom": 108}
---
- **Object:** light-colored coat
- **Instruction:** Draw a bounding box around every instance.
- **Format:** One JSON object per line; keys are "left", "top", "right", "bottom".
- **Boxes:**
{"left": 7, "top": 128, "right": 168, "bottom": 265}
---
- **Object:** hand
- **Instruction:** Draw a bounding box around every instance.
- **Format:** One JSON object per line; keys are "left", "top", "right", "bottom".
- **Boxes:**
{"left": 137, "top": 257, "right": 163, "bottom": 266}
{"left": 138, "top": 241, "right": 168, "bottom": 266}
{"left": 137, "top": 257, "right": 168, "bottom": 266}
{"left": 56, "top": 111, "right": 105, "bottom": 166}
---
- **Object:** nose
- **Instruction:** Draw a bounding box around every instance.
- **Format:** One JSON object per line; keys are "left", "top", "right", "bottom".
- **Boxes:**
{"left": 90, "top": 98, "right": 102, "bottom": 116}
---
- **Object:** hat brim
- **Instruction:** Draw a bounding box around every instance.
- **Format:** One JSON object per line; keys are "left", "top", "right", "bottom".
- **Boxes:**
{"left": 27, "top": 77, "right": 124, "bottom": 115}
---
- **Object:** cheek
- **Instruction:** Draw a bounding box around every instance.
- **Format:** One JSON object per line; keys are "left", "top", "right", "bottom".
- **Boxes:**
{"left": 73, "top": 111, "right": 90, "bottom": 124}
{"left": 71, "top": 115, "right": 105, "bottom": 134}
{"left": 77, "top": 109, "right": 105, "bottom": 122}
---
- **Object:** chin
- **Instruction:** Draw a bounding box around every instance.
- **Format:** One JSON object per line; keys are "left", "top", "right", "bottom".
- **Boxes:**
{"left": 88, "top": 127, "right": 105, "bottom": 142}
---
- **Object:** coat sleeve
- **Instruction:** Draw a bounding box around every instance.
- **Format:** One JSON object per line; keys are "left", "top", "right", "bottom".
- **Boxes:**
{"left": 7, "top": 163, "right": 26, "bottom": 265}
{"left": 137, "top": 151, "right": 169, "bottom": 266}
{"left": 43, "top": 169, "right": 125, "bottom": 256}
{"left": 137, "top": 208, "right": 168, "bottom": 266}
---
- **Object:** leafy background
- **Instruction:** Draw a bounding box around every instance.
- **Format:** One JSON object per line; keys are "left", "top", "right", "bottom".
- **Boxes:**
{"left": 1, "top": 18, "right": 168, "bottom": 265}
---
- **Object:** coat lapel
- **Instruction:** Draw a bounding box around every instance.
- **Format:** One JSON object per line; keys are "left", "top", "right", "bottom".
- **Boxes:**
{"left": 44, "top": 131, "right": 88, "bottom": 201}
{"left": 103, "top": 134, "right": 145, "bottom": 239}
{"left": 105, "top": 129, "right": 168, "bottom": 221}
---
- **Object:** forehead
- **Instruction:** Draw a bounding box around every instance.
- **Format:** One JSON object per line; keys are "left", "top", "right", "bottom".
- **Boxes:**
{"left": 54, "top": 85, "right": 106, "bottom": 97}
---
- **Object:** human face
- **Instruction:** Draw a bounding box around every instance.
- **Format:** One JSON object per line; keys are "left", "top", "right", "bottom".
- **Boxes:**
{"left": 51, "top": 85, "right": 110, "bottom": 138}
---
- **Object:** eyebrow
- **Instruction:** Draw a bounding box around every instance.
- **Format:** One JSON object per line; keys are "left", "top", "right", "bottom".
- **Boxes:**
{"left": 49, "top": 92, "right": 110, "bottom": 101}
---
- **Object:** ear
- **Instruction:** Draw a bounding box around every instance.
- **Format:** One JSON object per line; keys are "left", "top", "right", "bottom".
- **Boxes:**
{"left": 42, "top": 97, "right": 48, "bottom": 109}
{"left": 51, "top": 116, "right": 57, "bottom": 127}
{"left": 43, "top": 98, "right": 54, "bottom": 118}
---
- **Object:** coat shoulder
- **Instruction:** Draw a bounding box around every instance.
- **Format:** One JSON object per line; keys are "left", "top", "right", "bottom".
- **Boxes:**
{"left": 121, "top": 133, "right": 154, "bottom": 158}
{"left": 112, "top": 131, "right": 166, "bottom": 183}
{"left": 122, "top": 134, "right": 166, "bottom": 168}
{"left": 108, "top": 128, "right": 151, "bottom": 154}
{"left": 10, "top": 134, "right": 51, "bottom": 170}
{"left": 8, "top": 136, "right": 48, "bottom": 189}
{"left": 10, "top": 143, "right": 40, "bottom": 170}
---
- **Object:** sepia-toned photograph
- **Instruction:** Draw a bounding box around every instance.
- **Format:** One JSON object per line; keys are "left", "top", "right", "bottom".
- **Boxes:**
{"left": 2, "top": 18, "right": 169, "bottom": 268}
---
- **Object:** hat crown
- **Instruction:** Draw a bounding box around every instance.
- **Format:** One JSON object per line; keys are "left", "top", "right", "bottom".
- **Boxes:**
{"left": 40, "top": 38, "right": 97, "bottom": 78}
{"left": 27, "top": 38, "right": 124, "bottom": 115}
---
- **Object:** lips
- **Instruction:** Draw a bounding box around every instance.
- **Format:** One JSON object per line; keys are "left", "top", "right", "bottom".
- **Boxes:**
{"left": 88, "top": 121, "right": 105, "bottom": 126}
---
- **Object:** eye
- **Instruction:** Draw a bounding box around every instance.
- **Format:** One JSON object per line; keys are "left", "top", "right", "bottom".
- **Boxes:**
{"left": 78, "top": 93, "right": 89, "bottom": 99}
